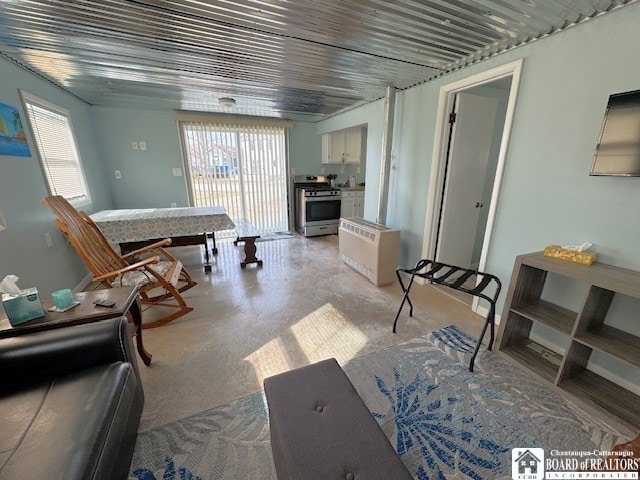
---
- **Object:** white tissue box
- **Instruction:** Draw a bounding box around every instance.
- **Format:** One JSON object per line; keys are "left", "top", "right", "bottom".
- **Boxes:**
{"left": 2, "top": 287, "right": 45, "bottom": 326}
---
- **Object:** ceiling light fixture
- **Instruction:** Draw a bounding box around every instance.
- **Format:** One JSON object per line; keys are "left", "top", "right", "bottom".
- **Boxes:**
{"left": 218, "top": 97, "right": 236, "bottom": 107}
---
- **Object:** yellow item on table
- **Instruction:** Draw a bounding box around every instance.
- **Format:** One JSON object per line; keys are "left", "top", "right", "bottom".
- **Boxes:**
{"left": 543, "top": 245, "right": 596, "bottom": 265}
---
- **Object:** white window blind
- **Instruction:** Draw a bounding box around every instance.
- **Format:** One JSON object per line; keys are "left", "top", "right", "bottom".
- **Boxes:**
{"left": 179, "top": 121, "right": 289, "bottom": 235}
{"left": 21, "top": 92, "right": 90, "bottom": 205}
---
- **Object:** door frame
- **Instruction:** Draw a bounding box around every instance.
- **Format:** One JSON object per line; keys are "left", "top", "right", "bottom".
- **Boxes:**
{"left": 420, "top": 59, "right": 523, "bottom": 312}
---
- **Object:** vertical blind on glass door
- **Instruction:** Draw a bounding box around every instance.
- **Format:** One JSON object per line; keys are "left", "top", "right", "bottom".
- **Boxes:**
{"left": 179, "top": 120, "right": 289, "bottom": 234}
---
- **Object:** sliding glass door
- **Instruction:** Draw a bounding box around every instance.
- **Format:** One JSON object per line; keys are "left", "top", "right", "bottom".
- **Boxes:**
{"left": 179, "top": 121, "right": 289, "bottom": 235}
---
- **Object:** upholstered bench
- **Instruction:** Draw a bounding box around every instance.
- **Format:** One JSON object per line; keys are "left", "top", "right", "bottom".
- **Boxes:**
{"left": 263, "top": 358, "right": 413, "bottom": 480}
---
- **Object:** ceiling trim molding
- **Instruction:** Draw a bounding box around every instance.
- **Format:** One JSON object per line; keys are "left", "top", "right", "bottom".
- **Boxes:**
{"left": 174, "top": 111, "right": 294, "bottom": 128}
{"left": 0, "top": 50, "right": 90, "bottom": 105}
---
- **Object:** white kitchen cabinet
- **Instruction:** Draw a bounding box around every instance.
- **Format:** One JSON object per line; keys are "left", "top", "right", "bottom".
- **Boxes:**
{"left": 322, "top": 127, "right": 363, "bottom": 164}
{"left": 322, "top": 132, "right": 343, "bottom": 164}
{"left": 340, "top": 190, "right": 365, "bottom": 218}
{"left": 342, "top": 127, "right": 362, "bottom": 164}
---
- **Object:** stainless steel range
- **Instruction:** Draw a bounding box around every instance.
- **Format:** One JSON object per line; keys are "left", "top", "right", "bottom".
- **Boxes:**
{"left": 293, "top": 175, "right": 342, "bottom": 237}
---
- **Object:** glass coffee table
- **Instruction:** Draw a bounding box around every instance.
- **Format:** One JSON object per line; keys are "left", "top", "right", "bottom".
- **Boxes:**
{"left": 0, "top": 286, "right": 152, "bottom": 365}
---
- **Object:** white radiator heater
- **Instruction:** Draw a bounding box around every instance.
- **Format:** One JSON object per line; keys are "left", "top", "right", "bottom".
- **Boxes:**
{"left": 338, "top": 217, "right": 401, "bottom": 286}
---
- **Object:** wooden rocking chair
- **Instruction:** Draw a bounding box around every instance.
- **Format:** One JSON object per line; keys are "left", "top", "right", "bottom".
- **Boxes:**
{"left": 42, "top": 196, "right": 197, "bottom": 328}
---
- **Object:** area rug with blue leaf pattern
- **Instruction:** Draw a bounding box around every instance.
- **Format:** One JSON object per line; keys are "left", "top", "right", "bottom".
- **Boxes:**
{"left": 128, "top": 325, "right": 625, "bottom": 480}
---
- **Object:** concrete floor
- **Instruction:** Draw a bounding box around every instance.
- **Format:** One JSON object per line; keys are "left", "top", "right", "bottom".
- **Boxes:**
{"left": 137, "top": 234, "right": 485, "bottom": 431}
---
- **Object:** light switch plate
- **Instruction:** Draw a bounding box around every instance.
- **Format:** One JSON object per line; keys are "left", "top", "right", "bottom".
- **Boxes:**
{"left": 115, "top": 170, "right": 122, "bottom": 179}
{"left": 139, "top": 141, "right": 147, "bottom": 150}
{"left": 131, "top": 141, "right": 139, "bottom": 150}
{"left": 172, "top": 168, "right": 182, "bottom": 177}
{"left": 171, "top": 202, "right": 177, "bottom": 208}
{"left": 44, "top": 232, "right": 53, "bottom": 247}
{"left": 0, "top": 210, "right": 6, "bottom": 232}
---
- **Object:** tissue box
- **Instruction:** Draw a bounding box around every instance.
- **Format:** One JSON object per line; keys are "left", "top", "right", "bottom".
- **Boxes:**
{"left": 543, "top": 245, "right": 597, "bottom": 265}
{"left": 2, "top": 287, "right": 46, "bottom": 326}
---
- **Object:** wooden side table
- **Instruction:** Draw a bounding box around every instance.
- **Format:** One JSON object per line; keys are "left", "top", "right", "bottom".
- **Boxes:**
{"left": 0, "top": 286, "right": 152, "bottom": 365}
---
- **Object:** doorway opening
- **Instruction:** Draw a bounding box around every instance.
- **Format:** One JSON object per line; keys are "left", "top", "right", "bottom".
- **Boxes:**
{"left": 422, "top": 60, "right": 523, "bottom": 311}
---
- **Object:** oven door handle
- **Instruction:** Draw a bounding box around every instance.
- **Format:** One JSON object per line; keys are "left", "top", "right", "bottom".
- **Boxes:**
{"left": 302, "top": 196, "right": 342, "bottom": 202}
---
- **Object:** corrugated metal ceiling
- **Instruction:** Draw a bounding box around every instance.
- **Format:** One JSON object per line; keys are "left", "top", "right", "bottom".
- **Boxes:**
{"left": 0, "top": 0, "right": 634, "bottom": 119}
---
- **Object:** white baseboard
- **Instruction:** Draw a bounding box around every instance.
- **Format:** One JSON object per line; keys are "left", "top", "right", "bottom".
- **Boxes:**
{"left": 528, "top": 332, "right": 640, "bottom": 397}
{"left": 529, "top": 331, "right": 565, "bottom": 355}
{"left": 474, "top": 304, "right": 501, "bottom": 325}
{"left": 414, "top": 275, "right": 426, "bottom": 286}
{"left": 588, "top": 364, "right": 640, "bottom": 397}
{"left": 413, "top": 276, "right": 502, "bottom": 326}
{"left": 73, "top": 272, "right": 93, "bottom": 293}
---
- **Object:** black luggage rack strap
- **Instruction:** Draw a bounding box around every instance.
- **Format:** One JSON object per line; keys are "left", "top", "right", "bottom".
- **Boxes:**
{"left": 392, "top": 259, "right": 502, "bottom": 372}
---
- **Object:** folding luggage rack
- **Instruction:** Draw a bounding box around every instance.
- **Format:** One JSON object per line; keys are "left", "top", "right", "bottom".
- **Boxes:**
{"left": 392, "top": 259, "right": 501, "bottom": 371}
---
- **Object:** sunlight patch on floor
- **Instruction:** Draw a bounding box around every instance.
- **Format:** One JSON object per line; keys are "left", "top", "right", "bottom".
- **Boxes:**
{"left": 244, "top": 303, "right": 369, "bottom": 386}
{"left": 289, "top": 302, "right": 368, "bottom": 364}
{"left": 244, "top": 336, "right": 292, "bottom": 386}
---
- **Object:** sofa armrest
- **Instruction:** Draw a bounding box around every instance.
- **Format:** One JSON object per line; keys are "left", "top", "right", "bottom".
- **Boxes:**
{"left": 0, "top": 316, "right": 139, "bottom": 391}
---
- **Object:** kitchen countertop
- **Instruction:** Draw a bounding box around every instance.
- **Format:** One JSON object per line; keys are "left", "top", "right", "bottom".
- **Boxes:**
{"left": 339, "top": 186, "right": 365, "bottom": 191}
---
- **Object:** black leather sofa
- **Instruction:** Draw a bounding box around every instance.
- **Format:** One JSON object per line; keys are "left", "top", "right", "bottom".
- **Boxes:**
{"left": 0, "top": 316, "right": 144, "bottom": 479}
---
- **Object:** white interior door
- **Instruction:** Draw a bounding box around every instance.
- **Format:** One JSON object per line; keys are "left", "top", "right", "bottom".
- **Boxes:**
{"left": 437, "top": 92, "right": 498, "bottom": 267}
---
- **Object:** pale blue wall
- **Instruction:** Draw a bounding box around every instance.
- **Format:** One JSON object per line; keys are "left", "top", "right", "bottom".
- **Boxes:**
{"left": 485, "top": 8, "right": 640, "bottom": 285}
{"left": 317, "top": 5, "right": 640, "bottom": 388}
{"left": 289, "top": 121, "right": 322, "bottom": 177}
{"left": 93, "top": 107, "right": 323, "bottom": 206}
{"left": 3, "top": 2, "right": 639, "bottom": 318}
{"left": 0, "top": 57, "right": 113, "bottom": 299}
{"left": 92, "top": 108, "right": 189, "bottom": 208}
{"left": 321, "top": 3, "right": 640, "bottom": 298}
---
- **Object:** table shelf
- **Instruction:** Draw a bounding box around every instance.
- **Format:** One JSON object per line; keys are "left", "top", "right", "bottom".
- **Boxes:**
{"left": 511, "top": 299, "right": 576, "bottom": 336}
{"left": 498, "top": 252, "right": 640, "bottom": 435}
{"left": 501, "top": 341, "right": 561, "bottom": 383}
{"left": 560, "top": 369, "right": 640, "bottom": 431}
{"left": 574, "top": 325, "right": 640, "bottom": 369}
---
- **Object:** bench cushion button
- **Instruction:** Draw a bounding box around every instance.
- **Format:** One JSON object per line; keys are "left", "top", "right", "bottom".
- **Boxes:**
{"left": 346, "top": 473, "right": 354, "bottom": 480}
{"left": 316, "top": 405, "right": 323, "bottom": 412}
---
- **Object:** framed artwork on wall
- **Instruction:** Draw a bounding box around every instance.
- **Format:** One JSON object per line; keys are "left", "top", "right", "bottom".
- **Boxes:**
{"left": 0, "top": 102, "right": 31, "bottom": 157}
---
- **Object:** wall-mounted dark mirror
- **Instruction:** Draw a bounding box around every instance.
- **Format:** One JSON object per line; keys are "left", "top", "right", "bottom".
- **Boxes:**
{"left": 590, "top": 89, "right": 640, "bottom": 176}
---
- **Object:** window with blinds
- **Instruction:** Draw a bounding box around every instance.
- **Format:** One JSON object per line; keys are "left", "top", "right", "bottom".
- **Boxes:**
{"left": 178, "top": 118, "right": 290, "bottom": 235}
{"left": 21, "top": 92, "right": 90, "bottom": 205}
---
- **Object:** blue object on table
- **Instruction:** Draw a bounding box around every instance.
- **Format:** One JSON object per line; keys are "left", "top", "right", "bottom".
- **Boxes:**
{"left": 2, "top": 287, "right": 45, "bottom": 326}
{"left": 52, "top": 288, "right": 74, "bottom": 309}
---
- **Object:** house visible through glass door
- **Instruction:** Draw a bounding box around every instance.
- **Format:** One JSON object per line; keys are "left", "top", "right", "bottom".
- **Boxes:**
{"left": 179, "top": 121, "right": 289, "bottom": 236}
